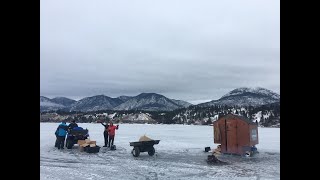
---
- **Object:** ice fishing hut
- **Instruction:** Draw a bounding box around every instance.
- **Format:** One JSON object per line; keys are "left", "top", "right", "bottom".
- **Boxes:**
{"left": 213, "top": 114, "right": 258, "bottom": 156}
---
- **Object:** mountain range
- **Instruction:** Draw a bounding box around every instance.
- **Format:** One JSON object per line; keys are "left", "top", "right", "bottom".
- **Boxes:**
{"left": 198, "top": 87, "right": 280, "bottom": 107}
{"left": 40, "top": 87, "right": 280, "bottom": 112}
{"left": 40, "top": 93, "right": 193, "bottom": 112}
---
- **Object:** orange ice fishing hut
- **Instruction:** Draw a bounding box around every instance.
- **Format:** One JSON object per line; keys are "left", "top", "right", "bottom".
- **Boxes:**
{"left": 213, "top": 114, "right": 259, "bottom": 156}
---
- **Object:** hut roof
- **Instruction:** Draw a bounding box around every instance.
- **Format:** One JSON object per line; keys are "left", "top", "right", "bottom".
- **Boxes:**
{"left": 219, "top": 114, "right": 256, "bottom": 125}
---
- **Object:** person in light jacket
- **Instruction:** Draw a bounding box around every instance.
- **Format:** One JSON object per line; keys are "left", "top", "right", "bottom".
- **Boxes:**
{"left": 56, "top": 121, "right": 68, "bottom": 149}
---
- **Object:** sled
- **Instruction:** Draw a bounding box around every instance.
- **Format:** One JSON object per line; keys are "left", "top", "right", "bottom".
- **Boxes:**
{"left": 206, "top": 155, "right": 228, "bottom": 165}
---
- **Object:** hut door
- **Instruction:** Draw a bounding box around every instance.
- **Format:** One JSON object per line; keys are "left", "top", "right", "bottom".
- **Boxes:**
{"left": 219, "top": 123, "right": 227, "bottom": 153}
{"left": 226, "top": 120, "right": 238, "bottom": 154}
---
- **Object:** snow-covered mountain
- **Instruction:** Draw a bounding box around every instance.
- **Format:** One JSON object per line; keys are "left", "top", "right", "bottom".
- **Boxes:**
{"left": 69, "top": 93, "right": 191, "bottom": 112}
{"left": 50, "top": 97, "right": 76, "bottom": 107}
{"left": 198, "top": 87, "right": 280, "bottom": 107}
{"left": 40, "top": 96, "right": 66, "bottom": 111}
{"left": 40, "top": 87, "right": 279, "bottom": 112}
{"left": 170, "top": 99, "right": 192, "bottom": 108}
{"left": 40, "top": 96, "right": 64, "bottom": 107}
{"left": 117, "top": 95, "right": 132, "bottom": 102}
{"left": 113, "top": 93, "right": 185, "bottom": 111}
{"left": 69, "top": 95, "right": 123, "bottom": 112}
{"left": 40, "top": 94, "right": 191, "bottom": 112}
{"left": 221, "top": 87, "right": 280, "bottom": 100}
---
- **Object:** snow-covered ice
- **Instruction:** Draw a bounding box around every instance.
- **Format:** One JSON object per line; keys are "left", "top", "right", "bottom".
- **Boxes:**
{"left": 40, "top": 123, "right": 280, "bottom": 180}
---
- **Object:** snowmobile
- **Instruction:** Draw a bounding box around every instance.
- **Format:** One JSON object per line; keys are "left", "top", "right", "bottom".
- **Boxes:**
{"left": 66, "top": 127, "right": 89, "bottom": 149}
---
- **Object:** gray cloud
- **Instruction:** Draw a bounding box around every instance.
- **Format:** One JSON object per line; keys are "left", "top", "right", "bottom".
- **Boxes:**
{"left": 41, "top": 0, "right": 280, "bottom": 103}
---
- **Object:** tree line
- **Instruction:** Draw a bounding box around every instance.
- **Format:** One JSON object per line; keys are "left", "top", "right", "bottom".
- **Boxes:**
{"left": 40, "top": 103, "right": 280, "bottom": 127}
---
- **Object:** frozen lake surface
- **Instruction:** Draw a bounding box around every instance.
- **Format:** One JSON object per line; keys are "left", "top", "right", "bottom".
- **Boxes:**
{"left": 40, "top": 123, "right": 280, "bottom": 180}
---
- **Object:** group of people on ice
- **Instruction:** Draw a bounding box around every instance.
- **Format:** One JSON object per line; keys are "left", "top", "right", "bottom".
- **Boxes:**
{"left": 100, "top": 121, "right": 119, "bottom": 147}
{"left": 54, "top": 120, "right": 119, "bottom": 149}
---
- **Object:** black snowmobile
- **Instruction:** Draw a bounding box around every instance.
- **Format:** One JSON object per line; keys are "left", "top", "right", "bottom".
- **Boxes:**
{"left": 65, "top": 127, "right": 89, "bottom": 149}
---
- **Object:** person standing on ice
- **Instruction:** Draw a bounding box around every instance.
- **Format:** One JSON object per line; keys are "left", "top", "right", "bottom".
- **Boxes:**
{"left": 107, "top": 121, "right": 119, "bottom": 147}
{"left": 56, "top": 121, "right": 68, "bottom": 149}
{"left": 100, "top": 120, "right": 109, "bottom": 147}
{"left": 68, "top": 120, "right": 78, "bottom": 131}
{"left": 54, "top": 127, "right": 59, "bottom": 148}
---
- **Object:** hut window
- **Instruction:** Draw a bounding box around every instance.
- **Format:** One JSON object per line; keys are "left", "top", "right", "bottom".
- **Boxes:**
{"left": 251, "top": 129, "right": 257, "bottom": 141}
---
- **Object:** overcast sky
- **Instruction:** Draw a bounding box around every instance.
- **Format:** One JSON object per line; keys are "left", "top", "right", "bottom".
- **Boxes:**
{"left": 40, "top": 0, "right": 280, "bottom": 104}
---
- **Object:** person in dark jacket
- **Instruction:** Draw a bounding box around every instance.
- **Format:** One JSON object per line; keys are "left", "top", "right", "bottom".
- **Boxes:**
{"left": 56, "top": 121, "right": 68, "bottom": 149}
{"left": 107, "top": 121, "right": 119, "bottom": 147}
{"left": 54, "top": 128, "right": 59, "bottom": 148}
{"left": 68, "top": 120, "right": 78, "bottom": 131}
{"left": 100, "top": 121, "right": 109, "bottom": 147}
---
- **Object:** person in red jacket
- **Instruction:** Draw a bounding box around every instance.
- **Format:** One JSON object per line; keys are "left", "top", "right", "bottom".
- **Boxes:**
{"left": 107, "top": 121, "right": 119, "bottom": 147}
